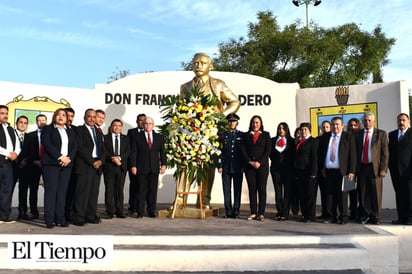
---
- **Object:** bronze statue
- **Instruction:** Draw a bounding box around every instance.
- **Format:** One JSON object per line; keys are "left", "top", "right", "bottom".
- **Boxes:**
{"left": 175, "top": 53, "right": 240, "bottom": 210}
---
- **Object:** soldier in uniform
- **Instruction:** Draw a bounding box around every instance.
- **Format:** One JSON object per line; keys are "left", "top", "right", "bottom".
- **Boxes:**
{"left": 218, "top": 113, "right": 244, "bottom": 218}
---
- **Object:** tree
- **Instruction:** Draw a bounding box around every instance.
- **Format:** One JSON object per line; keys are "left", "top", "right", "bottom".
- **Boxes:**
{"left": 192, "top": 11, "right": 396, "bottom": 88}
{"left": 107, "top": 67, "right": 130, "bottom": 83}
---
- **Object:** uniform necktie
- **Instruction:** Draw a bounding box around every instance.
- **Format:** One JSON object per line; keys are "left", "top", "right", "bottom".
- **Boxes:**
{"left": 114, "top": 135, "right": 119, "bottom": 155}
{"left": 330, "top": 135, "right": 337, "bottom": 162}
{"left": 147, "top": 133, "right": 152, "bottom": 149}
{"left": 252, "top": 132, "right": 261, "bottom": 144}
{"left": 277, "top": 138, "right": 285, "bottom": 148}
{"left": 362, "top": 130, "right": 369, "bottom": 164}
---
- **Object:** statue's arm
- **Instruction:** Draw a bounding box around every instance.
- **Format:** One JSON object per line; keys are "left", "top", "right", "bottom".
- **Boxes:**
{"left": 220, "top": 83, "right": 240, "bottom": 116}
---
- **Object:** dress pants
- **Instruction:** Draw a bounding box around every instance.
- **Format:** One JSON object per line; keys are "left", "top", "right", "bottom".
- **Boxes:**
{"left": 296, "top": 169, "right": 317, "bottom": 220}
{"left": 271, "top": 170, "right": 291, "bottom": 218}
{"left": 0, "top": 163, "right": 14, "bottom": 219}
{"left": 18, "top": 167, "right": 41, "bottom": 216}
{"left": 325, "top": 169, "right": 349, "bottom": 221}
{"left": 358, "top": 164, "right": 382, "bottom": 220}
{"left": 72, "top": 168, "right": 101, "bottom": 222}
{"left": 222, "top": 171, "right": 243, "bottom": 217}
{"left": 42, "top": 165, "right": 71, "bottom": 225}
{"left": 137, "top": 173, "right": 159, "bottom": 215}
{"left": 391, "top": 172, "right": 412, "bottom": 222}
{"left": 245, "top": 166, "right": 269, "bottom": 216}
{"left": 128, "top": 173, "right": 139, "bottom": 213}
{"left": 104, "top": 167, "right": 127, "bottom": 215}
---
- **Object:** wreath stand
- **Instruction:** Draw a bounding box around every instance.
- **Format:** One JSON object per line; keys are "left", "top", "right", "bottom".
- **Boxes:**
{"left": 169, "top": 167, "right": 205, "bottom": 219}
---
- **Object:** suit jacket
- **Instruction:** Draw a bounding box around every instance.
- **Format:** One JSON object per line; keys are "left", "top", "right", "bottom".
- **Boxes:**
{"left": 18, "top": 130, "right": 40, "bottom": 168}
{"left": 241, "top": 131, "right": 271, "bottom": 169}
{"left": 103, "top": 133, "right": 130, "bottom": 173}
{"left": 180, "top": 76, "right": 240, "bottom": 116}
{"left": 355, "top": 128, "right": 389, "bottom": 177}
{"left": 41, "top": 124, "right": 77, "bottom": 167}
{"left": 73, "top": 125, "right": 106, "bottom": 175}
{"left": 389, "top": 128, "right": 412, "bottom": 178}
{"left": 129, "top": 131, "right": 166, "bottom": 175}
{"left": 295, "top": 136, "right": 318, "bottom": 177}
{"left": 318, "top": 131, "right": 357, "bottom": 176}
{"left": 269, "top": 136, "right": 295, "bottom": 174}
{"left": 0, "top": 124, "right": 18, "bottom": 156}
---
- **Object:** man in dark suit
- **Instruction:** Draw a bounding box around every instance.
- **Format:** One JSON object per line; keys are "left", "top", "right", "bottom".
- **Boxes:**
{"left": 17, "top": 114, "right": 47, "bottom": 220}
{"left": 218, "top": 113, "right": 244, "bottom": 219}
{"left": 318, "top": 117, "right": 357, "bottom": 224}
{"left": 0, "top": 105, "right": 20, "bottom": 223}
{"left": 72, "top": 108, "right": 106, "bottom": 226}
{"left": 130, "top": 117, "right": 166, "bottom": 218}
{"left": 294, "top": 122, "right": 318, "bottom": 223}
{"left": 356, "top": 112, "right": 389, "bottom": 224}
{"left": 388, "top": 113, "right": 412, "bottom": 225}
{"left": 12, "top": 115, "right": 30, "bottom": 209}
{"left": 64, "top": 107, "right": 77, "bottom": 220}
{"left": 103, "top": 119, "right": 130, "bottom": 219}
{"left": 126, "top": 113, "right": 146, "bottom": 217}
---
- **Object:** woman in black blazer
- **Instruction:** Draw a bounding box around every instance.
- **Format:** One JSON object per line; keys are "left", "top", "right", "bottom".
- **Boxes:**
{"left": 241, "top": 115, "right": 271, "bottom": 221}
{"left": 270, "top": 122, "right": 295, "bottom": 221}
{"left": 295, "top": 122, "right": 318, "bottom": 223}
{"left": 41, "top": 108, "right": 77, "bottom": 228}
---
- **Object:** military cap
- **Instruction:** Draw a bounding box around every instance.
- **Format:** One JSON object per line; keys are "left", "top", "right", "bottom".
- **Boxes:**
{"left": 226, "top": 113, "right": 240, "bottom": 121}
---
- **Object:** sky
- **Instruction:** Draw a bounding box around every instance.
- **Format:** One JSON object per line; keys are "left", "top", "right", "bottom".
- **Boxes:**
{"left": 0, "top": 0, "right": 411, "bottom": 90}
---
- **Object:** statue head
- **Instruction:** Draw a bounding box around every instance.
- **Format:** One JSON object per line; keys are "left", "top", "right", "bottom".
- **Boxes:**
{"left": 192, "top": 53, "right": 213, "bottom": 78}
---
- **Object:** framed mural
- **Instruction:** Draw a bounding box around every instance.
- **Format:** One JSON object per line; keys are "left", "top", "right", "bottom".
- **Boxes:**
{"left": 310, "top": 102, "right": 378, "bottom": 137}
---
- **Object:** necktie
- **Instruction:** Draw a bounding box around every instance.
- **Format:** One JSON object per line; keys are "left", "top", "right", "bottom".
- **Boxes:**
{"left": 330, "top": 135, "right": 337, "bottom": 162}
{"left": 97, "top": 127, "right": 102, "bottom": 134}
{"left": 399, "top": 131, "right": 404, "bottom": 142}
{"left": 92, "top": 127, "right": 99, "bottom": 156}
{"left": 277, "top": 138, "right": 285, "bottom": 148}
{"left": 39, "top": 143, "right": 44, "bottom": 159}
{"left": 296, "top": 139, "right": 305, "bottom": 152}
{"left": 18, "top": 132, "right": 23, "bottom": 144}
{"left": 362, "top": 130, "right": 369, "bottom": 164}
{"left": 114, "top": 135, "right": 119, "bottom": 155}
{"left": 147, "top": 133, "right": 152, "bottom": 149}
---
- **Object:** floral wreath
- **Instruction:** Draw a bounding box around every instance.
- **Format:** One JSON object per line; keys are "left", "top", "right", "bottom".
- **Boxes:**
{"left": 159, "top": 87, "right": 227, "bottom": 184}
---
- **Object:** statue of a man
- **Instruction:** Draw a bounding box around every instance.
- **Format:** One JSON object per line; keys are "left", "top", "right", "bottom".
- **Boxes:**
{"left": 177, "top": 52, "right": 240, "bottom": 210}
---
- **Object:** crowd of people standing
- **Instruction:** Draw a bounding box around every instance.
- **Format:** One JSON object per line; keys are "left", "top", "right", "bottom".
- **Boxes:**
{"left": 220, "top": 112, "right": 411, "bottom": 226}
{"left": 0, "top": 103, "right": 410, "bottom": 228}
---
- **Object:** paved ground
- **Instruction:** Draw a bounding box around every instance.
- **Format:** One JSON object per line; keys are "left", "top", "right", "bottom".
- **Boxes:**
{"left": 0, "top": 204, "right": 399, "bottom": 236}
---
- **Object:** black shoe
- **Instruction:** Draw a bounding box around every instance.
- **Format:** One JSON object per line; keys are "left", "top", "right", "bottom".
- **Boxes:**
{"left": 301, "top": 217, "right": 312, "bottom": 223}
{"left": 105, "top": 211, "right": 114, "bottom": 219}
{"left": 72, "top": 220, "right": 85, "bottom": 226}
{"left": 46, "top": 224, "right": 54, "bottom": 229}
{"left": 60, "top": 222, "right": 70, "bottom": 227}
{"left": 116, "top": 213, "right": 126, "bottom": 219}
{"left": 31, "top": 212, "right": 39, "bottom": 219}
{"left": 18, "top": 213, "right": 33, "bottom": 221}
{"left": 136, "top": 214, "right": 143, "bottom": 218}
{"left": 392, "top": 219, "right": 404, "bottom": 225}
{"left": 339, "top": 220, "right": 347, "bottom": 225}
{"left": 359, "top": 217, "right": 370, "bottom": 224}
{"left": 148, "top": 213, "right": 157, "bottom": 218}
{"left": 86, "top": 218, "right": 101, "bottom": 224}
{"left": 369, "top": 218, "right": 380, "bottom": 225}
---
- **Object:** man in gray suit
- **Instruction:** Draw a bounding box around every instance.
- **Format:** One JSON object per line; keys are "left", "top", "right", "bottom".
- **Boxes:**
{"left": 356, "top": 112, "right": 389, "bottom": 225}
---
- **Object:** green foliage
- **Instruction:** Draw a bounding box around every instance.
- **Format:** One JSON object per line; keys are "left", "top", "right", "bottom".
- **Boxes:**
{"left": 195, "top": 11, "right": 396, "bottom": 88}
